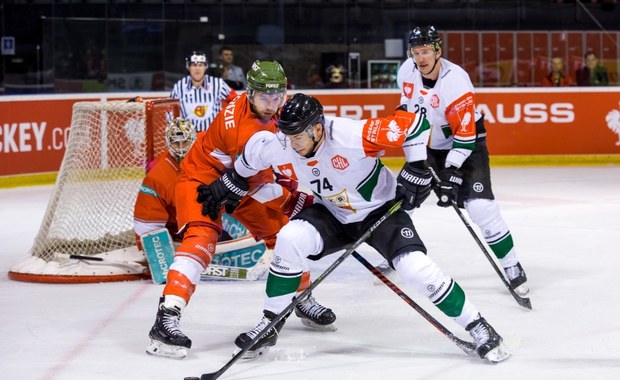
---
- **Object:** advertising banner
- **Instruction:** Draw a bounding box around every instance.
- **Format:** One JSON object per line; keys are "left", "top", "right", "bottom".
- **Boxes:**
{"left": 1, "top": 88, "right": 619, "bottom": 177}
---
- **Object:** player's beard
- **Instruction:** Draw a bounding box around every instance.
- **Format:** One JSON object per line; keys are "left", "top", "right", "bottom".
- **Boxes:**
{"left": 258, "top": 108, "right": 277, "bottom": 120}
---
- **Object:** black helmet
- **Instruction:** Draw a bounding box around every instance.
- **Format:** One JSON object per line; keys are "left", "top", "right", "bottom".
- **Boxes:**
{"left": 408, "top": 26, "right": 442, "bottom": 50}
{"left": 185, "top": 50, "right": 207, "bottom": 68}
{"left": 278, "top": 93, "right": 324, "bottom": 135}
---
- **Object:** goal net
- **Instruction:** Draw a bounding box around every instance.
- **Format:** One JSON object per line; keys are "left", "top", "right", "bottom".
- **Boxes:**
{"left": 8, "top": 98, "right": 180, "bottom": 283}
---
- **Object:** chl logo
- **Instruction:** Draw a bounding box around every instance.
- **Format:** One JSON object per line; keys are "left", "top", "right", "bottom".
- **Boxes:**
{"left": 401, "top": 228, "right": 415, "bottom": 238}
{"left": 473, "top": 182, "right": 484, "bottom": 193}
{"left": 331, "top": 155, "right": 349, "bottom": 170}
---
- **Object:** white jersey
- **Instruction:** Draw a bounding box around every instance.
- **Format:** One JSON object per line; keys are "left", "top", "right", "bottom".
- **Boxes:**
{"left": 170, "top": 75, "right": 235, "bottom": 132}
{"left": 235, "top": 112, "right": 429, "bottom": 224}
{"left": 397, "top": 57, "right": 481, "bottom": 168}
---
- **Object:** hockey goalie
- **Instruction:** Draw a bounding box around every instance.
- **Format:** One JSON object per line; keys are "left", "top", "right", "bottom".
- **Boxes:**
{"left": 134, "top": 118, "right": 271, "bottom": 283}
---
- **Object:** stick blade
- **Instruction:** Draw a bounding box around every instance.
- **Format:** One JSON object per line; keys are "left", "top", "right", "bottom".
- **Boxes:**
{"left": 519, "top": 297, "right": 532, "bottom": 310}
{"left": 200, "top": 373, "right": 220, "bottom": 380}
{"left": 456, "top": 340, "right": 477, "bottom": 355}
{"left": 513, "top": 293, "right": 532, "bottom": 310}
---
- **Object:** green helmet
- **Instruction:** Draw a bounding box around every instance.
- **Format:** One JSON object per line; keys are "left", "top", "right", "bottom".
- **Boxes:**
{"left": 246, "top": 60, "right": 287, "bottom": 93}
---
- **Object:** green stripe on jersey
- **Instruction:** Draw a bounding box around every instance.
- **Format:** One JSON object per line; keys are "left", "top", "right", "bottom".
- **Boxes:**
{"left": 405, "top": 117, "right": 431, "bottom": 141}
{"left": 357, "top": 159, "right": 384, "bottom": 201}
{"left": 266, "top": 272, "right": 302, "bottom": 298}
{"left": 453, "top": 140, "right": 475, "bottom": 152}
{"left": 435, "top": 281, "right": 466, "bottom": 317}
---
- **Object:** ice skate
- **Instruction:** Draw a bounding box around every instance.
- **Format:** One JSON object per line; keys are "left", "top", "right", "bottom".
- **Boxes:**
{"left": 146, "top": 297, "right": 191, "bottom": 359}
{"left": 294, "top": 293, "right": 337, "bottom": 331}
{"left": 466, "top": 315, "right": 510, "bottom": 363}
{"left": 504, "top": 262, "right": 529, "bottom": 296}
{"left": 234, "top": 310, "right": 286, "bottom": 360}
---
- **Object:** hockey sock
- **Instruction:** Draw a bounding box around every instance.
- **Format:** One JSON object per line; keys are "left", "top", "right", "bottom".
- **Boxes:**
{"left": 163, "top": 294, "right": 187, "bottom": 311}
{"left": 394, "top": 251, "right": 479, "bottom": 325}
{"left": 465, "top": 198, "right": 517, "bottom": 261}
{"left": 264, "top": 270, "right": 302, "bottom": 313}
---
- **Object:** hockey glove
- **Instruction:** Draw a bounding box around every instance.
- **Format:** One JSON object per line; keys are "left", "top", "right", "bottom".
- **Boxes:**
{"left": 275, "top": 173, "right": 298, "bottom": 192}
{"left": 395, "top": 161, "right": 432, "bottom": 211}
{"left": 197, "top": 169, "right": 249, "bottom": 220}
{"left": 436, "top": 167, "right": 464, "bottom": 207}
{"left": 283, "top": 191, "right": 315, "bottom": 219}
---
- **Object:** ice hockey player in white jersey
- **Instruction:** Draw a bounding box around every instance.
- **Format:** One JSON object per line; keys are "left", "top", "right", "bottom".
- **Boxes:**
{"left": 202, "top": 93, "right": 511, "bottom": 363}
{"left": 397, "top": 25, "right": 528, "bottom": 296}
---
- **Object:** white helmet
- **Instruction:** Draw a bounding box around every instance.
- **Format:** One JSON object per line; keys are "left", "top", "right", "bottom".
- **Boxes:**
{"left": 165, "top": 118, "right": 196, "bottom": 161}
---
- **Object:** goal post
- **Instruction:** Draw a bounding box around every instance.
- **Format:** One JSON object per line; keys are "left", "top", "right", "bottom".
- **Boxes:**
{"left": 8, "top": 98, "right": 180, "bottom": 283}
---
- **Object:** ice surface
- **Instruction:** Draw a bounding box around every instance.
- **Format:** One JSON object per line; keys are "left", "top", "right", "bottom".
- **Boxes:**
{"left": 1, "top": 167, "right": 619, "bottom": 380}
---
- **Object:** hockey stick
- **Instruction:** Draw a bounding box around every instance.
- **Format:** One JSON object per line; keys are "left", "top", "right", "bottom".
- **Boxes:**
{"left": 194, "top": 200, "right": 403, "bottom": 380}
{"left": 350, "top": 250, "right": 477, "bottom": 355}
{"left": 429, "top": 167, "right": 532, "bottom": 310}
{"left": 57, "top": 254, "right": 147, "bottom": 272}
{"left": 63, "top": 254, "right": 257, "bottom": 281}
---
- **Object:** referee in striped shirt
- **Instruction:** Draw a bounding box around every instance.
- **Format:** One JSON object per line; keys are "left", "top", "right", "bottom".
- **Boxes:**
{"left": 171, "top": 51, "right": 239, "bottom": 132}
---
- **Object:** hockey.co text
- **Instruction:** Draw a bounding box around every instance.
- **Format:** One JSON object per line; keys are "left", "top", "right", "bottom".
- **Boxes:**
{"left": 0, "top": 122, "right": 71, "bottom": 153}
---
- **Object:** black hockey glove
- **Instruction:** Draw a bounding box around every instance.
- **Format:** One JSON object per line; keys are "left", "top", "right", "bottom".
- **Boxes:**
{"left": 197, "top": 169, "right": 249, "bottom": 220}
{"left": 436, "top": 167, "right": 464, "bottom": 208}
{"left": 395, "top": 161, "right": 432, "bottom": 211}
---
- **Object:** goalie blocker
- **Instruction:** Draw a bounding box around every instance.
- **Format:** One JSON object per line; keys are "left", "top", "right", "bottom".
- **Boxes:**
{"left": 141, "top": 228, "right": 271, "bottom": 283}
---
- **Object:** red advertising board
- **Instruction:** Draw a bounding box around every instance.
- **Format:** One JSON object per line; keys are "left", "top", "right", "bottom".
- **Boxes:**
{"left": 1, "top": 88, "right": 619, "bottom": 177}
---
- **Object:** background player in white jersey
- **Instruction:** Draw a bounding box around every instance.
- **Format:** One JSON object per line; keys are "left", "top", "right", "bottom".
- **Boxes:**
{"left": 397, "top": 26, "right": 529, "bottom": 296}
{"left": 205, "top": 93, "right": 511, "bottom": 363}
{"left": 170, "top": 50, "right": 238, "bottom": 132}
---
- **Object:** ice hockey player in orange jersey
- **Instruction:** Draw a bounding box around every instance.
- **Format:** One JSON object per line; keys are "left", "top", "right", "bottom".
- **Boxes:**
{"left": 134, "top": 118, "right": 196, "bottom": 245}
{"left": 146, "top": 61, "right": 335, "bottom": 360}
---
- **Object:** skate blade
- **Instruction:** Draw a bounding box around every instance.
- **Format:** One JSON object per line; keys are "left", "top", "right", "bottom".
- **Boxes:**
{"left": 233, "top": 346, "right": 270, "bottom": 360}
{"left": 299, "top": 317, "right": 338, "bottom": 332}
{"left": 146, "top": 339, "right": 189, "bottom": 360}
{"left": 484, "top": 342, "right": 511, "bottom": 363}
{"left": 513, "top": 283, "right": 530, "bottom": 296}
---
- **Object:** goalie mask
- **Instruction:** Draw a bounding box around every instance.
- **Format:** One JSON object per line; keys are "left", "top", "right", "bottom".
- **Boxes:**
{"left": 165, "top": 118, "right": 197, "bottom": 161}
{"left": 408, "top": 25, "right": 442, "bottom": 51}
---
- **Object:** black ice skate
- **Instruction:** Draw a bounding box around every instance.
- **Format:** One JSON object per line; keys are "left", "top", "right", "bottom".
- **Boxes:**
{"left": 466, "top": 315, "right": 510, "bottom": 363}
{"left": 294, "top": 293, "right": 337, "bottom": 331}
{"left": 504, "top": 262, "right": 529, "bottom": 296}
{"left": 146, "top": 297, "right": 192, "bottom": 359}
{"left": 234, "top": 310, "right": 286, "bottom": 360}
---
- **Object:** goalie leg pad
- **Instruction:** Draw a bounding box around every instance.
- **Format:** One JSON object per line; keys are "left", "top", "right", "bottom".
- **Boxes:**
{"left": 141, "top": 228, "right": 175, "bottom": 284}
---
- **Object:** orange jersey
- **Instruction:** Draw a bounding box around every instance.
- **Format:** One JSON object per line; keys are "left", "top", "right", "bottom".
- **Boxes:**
{"left": 134, "top": 151, "right": 180, "bottom": 237}
{"left": 175, "top": 92, "right": 289, "bottom": 240}
{"left": 180, "top": 92, "right": 276, "bottom": 188}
